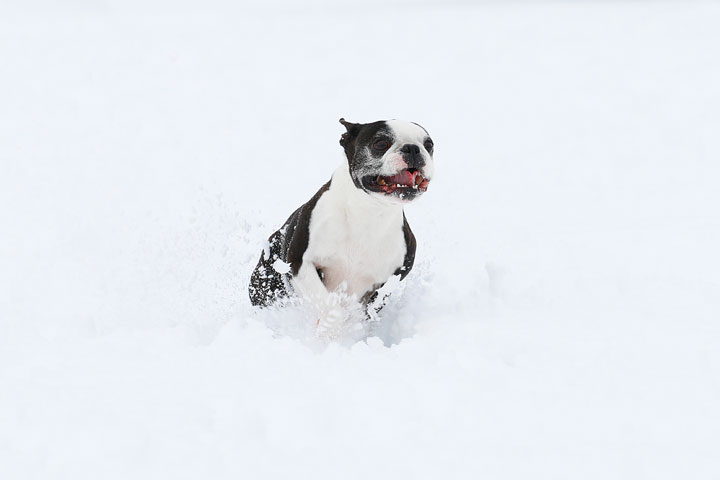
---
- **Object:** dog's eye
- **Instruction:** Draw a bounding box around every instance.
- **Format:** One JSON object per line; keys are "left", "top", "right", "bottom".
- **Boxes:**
{"left": 372, "top": 139, "right": 391, "bottom": 152}
{"left": 424, "top": 140, "right": 434, "bottom": 151}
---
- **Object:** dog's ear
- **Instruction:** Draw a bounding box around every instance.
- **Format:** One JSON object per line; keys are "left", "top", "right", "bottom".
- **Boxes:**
{"left": 339, "top": 118, "right": 361, "bottom": 148}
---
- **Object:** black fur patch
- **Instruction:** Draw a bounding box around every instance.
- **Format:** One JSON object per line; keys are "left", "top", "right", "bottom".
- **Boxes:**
{"left": 339, "top": 118, "right": 393, "bottom": 190}
{"left": 248, "top": 181, "right": 331, "bottom": 307}
{"left": 395, "top": 212, "right": 416, "bottom": 280}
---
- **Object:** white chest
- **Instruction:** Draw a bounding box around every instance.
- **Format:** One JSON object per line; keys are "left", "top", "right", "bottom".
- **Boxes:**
{"left": 303, "top": 179, "right": 407, "bottom": 297}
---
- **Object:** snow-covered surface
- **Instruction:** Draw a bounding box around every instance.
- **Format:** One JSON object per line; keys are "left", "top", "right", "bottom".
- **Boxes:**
{"left": 2, "top": 1, "right": 720, "bottom": 478}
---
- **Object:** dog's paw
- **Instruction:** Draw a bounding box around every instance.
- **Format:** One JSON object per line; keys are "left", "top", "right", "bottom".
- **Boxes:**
{"left": 315, "top": 307, "right": 346, "bottom": 339}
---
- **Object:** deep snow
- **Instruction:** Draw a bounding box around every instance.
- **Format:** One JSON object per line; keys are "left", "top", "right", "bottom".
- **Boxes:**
{"left": 1, "top": 1, "right": 720, "bottom": 479}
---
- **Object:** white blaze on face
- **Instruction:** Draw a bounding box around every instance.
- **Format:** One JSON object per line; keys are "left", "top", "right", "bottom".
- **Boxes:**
{"left": 383, "top": 120, "right": 435, "bottom": 179}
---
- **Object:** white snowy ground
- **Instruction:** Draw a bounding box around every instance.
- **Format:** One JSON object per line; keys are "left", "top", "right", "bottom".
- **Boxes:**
{"left": 2, "top": 0, "right": 720, "bottom": 478}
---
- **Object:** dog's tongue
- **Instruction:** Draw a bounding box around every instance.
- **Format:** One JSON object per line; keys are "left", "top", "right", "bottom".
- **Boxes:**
{"left": 384, "top": 170, "right": 416, "bottom": 186}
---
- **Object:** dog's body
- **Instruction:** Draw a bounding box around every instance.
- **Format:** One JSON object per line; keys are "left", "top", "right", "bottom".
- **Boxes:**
{"left": 249, "top": 119, "right": 434, "bottom": 331}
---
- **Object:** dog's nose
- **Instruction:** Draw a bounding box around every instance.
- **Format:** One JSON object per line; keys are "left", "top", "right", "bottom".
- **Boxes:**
{"left": 400, "top": 144, "right": 425, "bottom": 169}
{"left": 400, "top": 144, "right": 421, "bottom": 155}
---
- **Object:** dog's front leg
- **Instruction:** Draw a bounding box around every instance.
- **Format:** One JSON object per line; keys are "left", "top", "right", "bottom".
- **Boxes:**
{"left": 291, "top": 262, "right": 350, "bottom": 337}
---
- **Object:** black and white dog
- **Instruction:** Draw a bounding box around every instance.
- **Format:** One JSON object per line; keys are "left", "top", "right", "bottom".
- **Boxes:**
{"left": 249, "top": 118, "right": 434, "bottom": 334}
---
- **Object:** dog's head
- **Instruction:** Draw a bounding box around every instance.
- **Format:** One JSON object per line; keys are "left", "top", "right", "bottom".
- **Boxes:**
{"left": 339, "top": 118, "right": 434, "bottom": 203}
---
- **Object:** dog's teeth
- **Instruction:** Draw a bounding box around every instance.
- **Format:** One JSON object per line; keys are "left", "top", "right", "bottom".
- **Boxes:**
{"left": 377, "top": 177, "right": 386, "bottom": 185}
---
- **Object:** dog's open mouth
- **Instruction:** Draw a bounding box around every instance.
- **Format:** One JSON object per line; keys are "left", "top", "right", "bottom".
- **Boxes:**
{"left": 363, "top": 169, "right": 429, "bottom": 195}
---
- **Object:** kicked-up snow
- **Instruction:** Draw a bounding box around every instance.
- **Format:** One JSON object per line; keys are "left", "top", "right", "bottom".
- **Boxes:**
{"left": 1, "top": 1, "right": 719, "bottom": 478}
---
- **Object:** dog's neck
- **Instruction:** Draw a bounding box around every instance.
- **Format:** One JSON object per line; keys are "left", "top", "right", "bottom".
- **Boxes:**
{"left": 329, "top": 164, "right": 405, "bottom": 225}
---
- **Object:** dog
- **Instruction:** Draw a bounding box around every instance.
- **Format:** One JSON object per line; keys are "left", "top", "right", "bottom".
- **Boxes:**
{"left": 249, "top": 118, "right": 434, "bottom": 333}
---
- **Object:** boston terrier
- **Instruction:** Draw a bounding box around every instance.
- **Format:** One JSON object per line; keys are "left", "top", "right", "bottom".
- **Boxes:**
{"left": 249, "top": 118, "right": 434, "bottom": 334}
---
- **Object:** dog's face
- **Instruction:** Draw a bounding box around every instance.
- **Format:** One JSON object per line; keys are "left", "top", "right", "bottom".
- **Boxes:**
{"left": 339, "top": 118, "right": 434, "bottom": 204}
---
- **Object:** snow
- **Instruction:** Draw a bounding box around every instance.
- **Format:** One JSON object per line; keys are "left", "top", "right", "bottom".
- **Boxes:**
{"left": 2, "top": 0, "right": 720, "bottom": 478}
